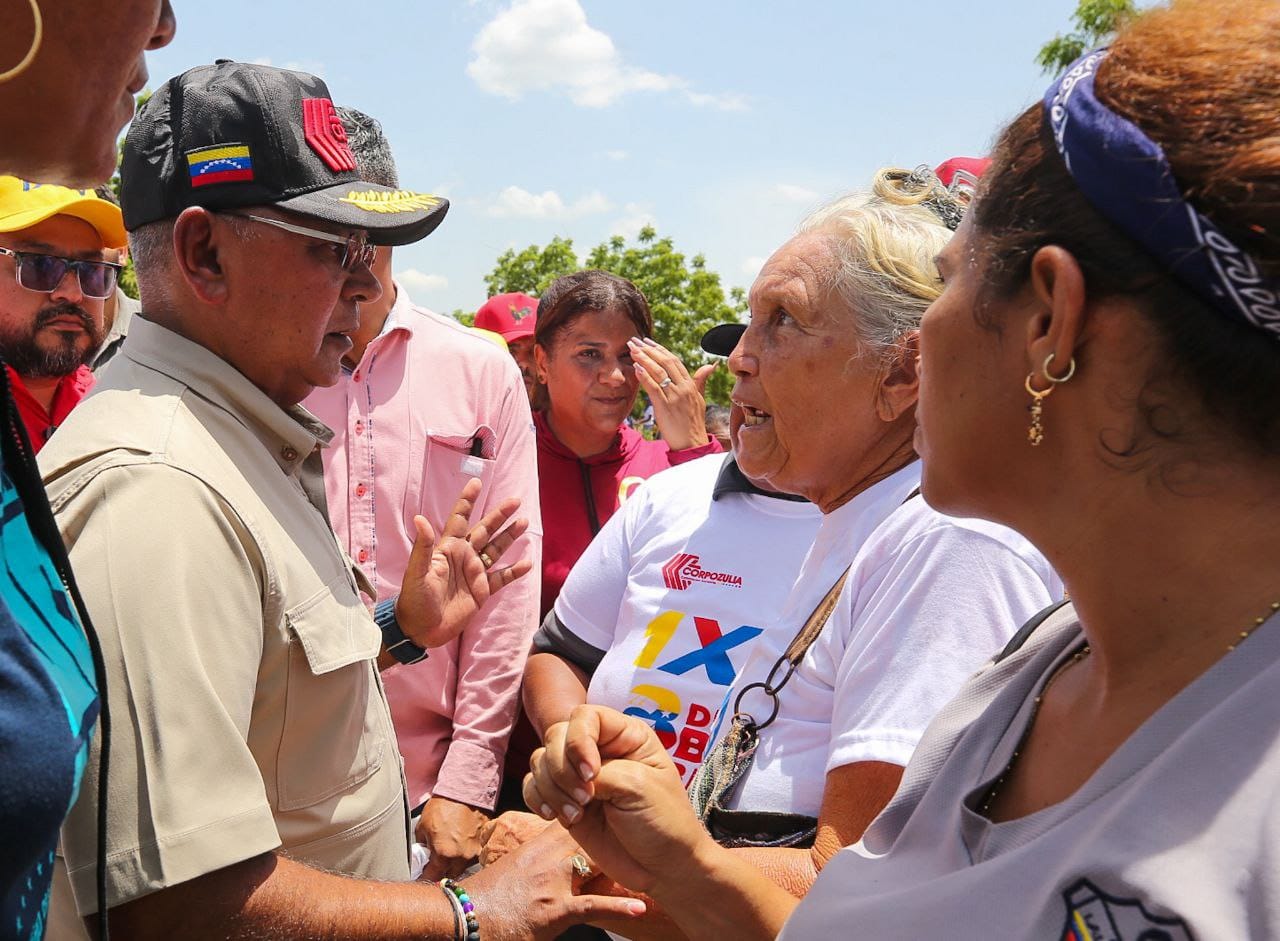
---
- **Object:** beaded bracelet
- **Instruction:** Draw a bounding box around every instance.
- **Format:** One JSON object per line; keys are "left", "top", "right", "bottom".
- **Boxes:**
{"left": 437, "top": 881, "right": 464, "bottom": 940}
{"left": 440, "top": 878, "right": 480, "bottom": 941}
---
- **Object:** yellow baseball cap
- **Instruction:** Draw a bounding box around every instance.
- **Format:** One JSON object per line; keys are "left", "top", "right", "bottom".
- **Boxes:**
{"left": 0, "top": 176, "right": 127, "bottom": 249}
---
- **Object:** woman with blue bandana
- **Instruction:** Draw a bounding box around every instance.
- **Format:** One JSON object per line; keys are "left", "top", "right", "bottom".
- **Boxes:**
{"left": 524, "top": 1, "right": 1280, "bottom": 937}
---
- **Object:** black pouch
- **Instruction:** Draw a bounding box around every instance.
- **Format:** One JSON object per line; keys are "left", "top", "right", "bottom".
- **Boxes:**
{"left": 705, "top": 807, "right": 818, "bottom": 849}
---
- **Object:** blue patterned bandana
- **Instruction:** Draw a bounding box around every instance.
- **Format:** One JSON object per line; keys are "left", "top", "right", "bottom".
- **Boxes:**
{"left": 1045, "top": 49, "right": 1280, "bottom": 338}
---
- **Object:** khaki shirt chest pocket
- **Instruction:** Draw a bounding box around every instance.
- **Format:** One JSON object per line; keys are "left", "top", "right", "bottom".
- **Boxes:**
{"left": 277, "top": 580, "right": 388, "bottom": 812}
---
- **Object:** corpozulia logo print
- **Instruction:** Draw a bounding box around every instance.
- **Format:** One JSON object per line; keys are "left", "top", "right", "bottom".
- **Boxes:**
{"left": 661, "top": 553, "right": 744, "bottom": 591}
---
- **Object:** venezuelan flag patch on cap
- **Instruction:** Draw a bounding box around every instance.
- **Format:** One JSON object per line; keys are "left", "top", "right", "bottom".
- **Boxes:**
{"left": 187, "top": 144, "right": 254, "bottom": 188}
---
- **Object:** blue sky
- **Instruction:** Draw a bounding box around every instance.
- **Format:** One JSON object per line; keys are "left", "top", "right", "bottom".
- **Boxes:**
{"left": 140, "top": 0, "right": 1083, "bottom": 315}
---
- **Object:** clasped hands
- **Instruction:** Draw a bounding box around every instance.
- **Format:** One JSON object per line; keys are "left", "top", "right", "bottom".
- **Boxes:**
{"left": 517, "top": 706, "right": 721, "bottom": 900}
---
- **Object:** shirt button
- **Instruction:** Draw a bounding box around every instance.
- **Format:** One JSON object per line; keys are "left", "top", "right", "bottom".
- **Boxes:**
{"left": 280, "top": 446, "right": 298, "bottom": 462}
{"left": 353, "top": 371, "right": 362, "bottom": 382}
{"left": 358, "top": 548, "right": 369, "bottom": 564}
{"left": 354, "top": 420, "right": 365, "bottom": 436}
{"left": 355, "top": 483, "right": 367, "bottom": 498}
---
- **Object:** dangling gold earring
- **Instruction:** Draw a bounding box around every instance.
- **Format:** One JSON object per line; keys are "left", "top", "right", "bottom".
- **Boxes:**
{"left": 1024, "top": 353, "right": 1076, "bottom": 446}
{"left": 0, "top": 0, "right": 43, "bottom": 84}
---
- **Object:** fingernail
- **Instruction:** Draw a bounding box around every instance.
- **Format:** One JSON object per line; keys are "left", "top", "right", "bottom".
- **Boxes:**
{"left": 572, "top": 787, "right": 590, "bottom": 804}
{"left": 642, "top": 337, "right": 659, "bottom": 346}
{"left": 540, "top": 803, "right": 555, "bottom": 820}
{"left": 562, "top": 804, "right": 581, "bottom": 822}
{"left": 627, "top": 900, "right": 647, "bottom": 916}
{"left": 579, "top": 763, "right": 595, "bottom": 781}
{"left": 628, "top": 336, "right": 641, "bottom": 344}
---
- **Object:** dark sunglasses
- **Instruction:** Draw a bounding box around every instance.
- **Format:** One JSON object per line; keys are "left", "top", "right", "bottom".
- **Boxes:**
{"left": 0, "top": 247, "right": 122, "bottom": 300}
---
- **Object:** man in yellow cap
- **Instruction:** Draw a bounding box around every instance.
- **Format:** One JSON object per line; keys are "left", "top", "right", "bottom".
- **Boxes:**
{"left": 0, "top": 177, "right": 126, "bottom": 451}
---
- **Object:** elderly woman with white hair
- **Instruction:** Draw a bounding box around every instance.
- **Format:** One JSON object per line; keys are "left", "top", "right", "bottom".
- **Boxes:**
{"left": 502, "top": 167, "right": 1063, "bottom": 939}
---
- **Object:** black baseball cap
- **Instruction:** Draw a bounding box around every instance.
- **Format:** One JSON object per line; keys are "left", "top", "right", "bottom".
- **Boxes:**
{"left": 120, "top": 60, "right": 448, "bottom": 246}
{"left": 701, "top": 322, "right": 746, "bottom": 356}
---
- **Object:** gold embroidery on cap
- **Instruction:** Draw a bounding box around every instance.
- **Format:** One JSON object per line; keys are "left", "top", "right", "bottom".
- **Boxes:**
{"left": 337, "top": 190, "right": 442, "bottom": 214}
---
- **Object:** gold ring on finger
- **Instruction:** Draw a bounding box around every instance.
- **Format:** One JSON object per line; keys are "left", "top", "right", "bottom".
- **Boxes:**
{"left": 658, "top": 377, "right": 673, "bottom": 389}
{"left": 570, "top": 854, "right": 593, "bottom": 879}
{"left": 479, "top": 551, "right": 494, "bottom": 569}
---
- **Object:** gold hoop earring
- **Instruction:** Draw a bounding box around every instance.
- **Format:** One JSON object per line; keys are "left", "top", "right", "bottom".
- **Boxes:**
{"left": 1024, "top": 354, "right": 1076, "bottom": 446}
{"left": 0, "top": 0, "right": 43, "bottom": 84}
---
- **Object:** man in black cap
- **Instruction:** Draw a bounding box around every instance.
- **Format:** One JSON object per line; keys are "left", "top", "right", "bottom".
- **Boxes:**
{"left": 40, "top": 61, "right": 626, "bottom": 939}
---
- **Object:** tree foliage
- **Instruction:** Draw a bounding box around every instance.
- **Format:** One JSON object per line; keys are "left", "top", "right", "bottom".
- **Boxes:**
{"left": 476, "top": 226, "right": 746, "bottom": 405}
{"left": 483, "top": 235, "right": 580, "bottom": 298}
{"left": 1036, "top": 0, "right": 1137, "bottom": 75}
{"left": 110, "top": 91, "right": 152, "bottom": 300}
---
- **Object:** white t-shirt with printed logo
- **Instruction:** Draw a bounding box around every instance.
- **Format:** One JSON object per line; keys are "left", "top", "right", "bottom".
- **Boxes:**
{"left": 720, "top": 462, "right": 1064, "bottom": 818}
{"left": 553, "top": 454, "right": 823, "bottom": 784}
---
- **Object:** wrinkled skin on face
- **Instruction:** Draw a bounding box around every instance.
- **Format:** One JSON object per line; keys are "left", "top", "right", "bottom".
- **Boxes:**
{"left": 208, "top": 210, "right": 383, "bottom": 407}
{"left": 730, "top": 232, "right": 919, "bottom": 511}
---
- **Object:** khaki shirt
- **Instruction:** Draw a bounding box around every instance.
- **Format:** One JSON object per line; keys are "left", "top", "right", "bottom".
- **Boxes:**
{"left": 40, "top": 317, "right": 410, "bottom": 915}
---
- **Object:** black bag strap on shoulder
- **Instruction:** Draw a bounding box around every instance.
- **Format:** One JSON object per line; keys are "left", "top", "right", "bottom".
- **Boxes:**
{"left": 993, "top": 599, "right": 1069, "bottom": 664}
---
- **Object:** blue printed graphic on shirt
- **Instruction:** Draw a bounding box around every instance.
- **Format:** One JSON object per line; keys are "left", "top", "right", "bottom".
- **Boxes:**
{"left": 0, "top": 462, "right": 98, "bottom": 941}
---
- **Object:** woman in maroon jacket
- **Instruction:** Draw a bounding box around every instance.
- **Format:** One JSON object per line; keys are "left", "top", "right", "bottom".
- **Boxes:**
{"left": 531, "top": 270, "right": 722, "bottom": 617}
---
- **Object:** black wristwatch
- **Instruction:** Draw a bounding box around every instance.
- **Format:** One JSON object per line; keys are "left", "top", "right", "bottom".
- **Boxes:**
{"left": 375, "top": 597, "right": 429, "bottom": 665}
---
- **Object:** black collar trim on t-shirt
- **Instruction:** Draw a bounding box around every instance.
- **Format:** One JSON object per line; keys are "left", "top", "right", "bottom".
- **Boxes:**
{"left": 712, "top": 454, "right": 810, "bottom": 503}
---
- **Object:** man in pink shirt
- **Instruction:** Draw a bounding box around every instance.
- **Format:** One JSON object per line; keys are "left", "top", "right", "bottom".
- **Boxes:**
{"left": 305, "top": 108, "right": 542, "bottom": 880}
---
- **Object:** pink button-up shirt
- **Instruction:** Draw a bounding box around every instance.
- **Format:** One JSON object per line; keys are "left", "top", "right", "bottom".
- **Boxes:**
{"left": 306, "top": 284, "right": 542, "bottom": 810}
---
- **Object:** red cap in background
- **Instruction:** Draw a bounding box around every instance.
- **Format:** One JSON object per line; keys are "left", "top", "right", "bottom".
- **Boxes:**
{"left": 475, "top": 292, "right": 539, "bottom": 342}
{"left": 934, "top": 157, "right": 991, "bottom": 201}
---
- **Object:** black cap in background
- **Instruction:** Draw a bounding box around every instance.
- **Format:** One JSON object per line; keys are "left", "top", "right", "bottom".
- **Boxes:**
{"left": 700, "top": 322, "right": 746, "bottom": 356}
{"left": 120, "top": 60, "right": 448, "bottom": 246}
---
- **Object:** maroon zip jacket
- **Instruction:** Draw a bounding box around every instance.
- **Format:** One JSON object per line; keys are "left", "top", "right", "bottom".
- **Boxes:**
{"left": 534, "top": 410, "right": 721, "bottom": 617}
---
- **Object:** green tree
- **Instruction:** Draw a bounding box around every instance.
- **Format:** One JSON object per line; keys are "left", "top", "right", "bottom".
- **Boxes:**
{"left": 1036, "top": 0, "right": 1137, "bottom": 74}
{"left": 477, "top": 226, "right": 745, "bottom": 405}
{"left": 110, "top": 90, "right": 152, "bottom": 299}
{"left": 482, "top": 235, "right": 581, "bottom": 297}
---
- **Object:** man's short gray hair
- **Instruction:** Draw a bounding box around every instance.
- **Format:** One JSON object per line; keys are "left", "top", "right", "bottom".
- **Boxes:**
{"left": 337, "top": 106, "right": 399, "bottom": 188}
{"left": 797, "top": 168, "right": 959, "bottom": 359}
{"left": 127, "top": 219, "right": 175, "bottom": 281}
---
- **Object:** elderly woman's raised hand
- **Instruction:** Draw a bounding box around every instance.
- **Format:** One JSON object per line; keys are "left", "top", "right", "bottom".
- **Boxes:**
{"left": 523, "top": 704, "right": 717, "bottom": 896}
{"left": 627, "top": 337, "right": 718, "bottom": 451}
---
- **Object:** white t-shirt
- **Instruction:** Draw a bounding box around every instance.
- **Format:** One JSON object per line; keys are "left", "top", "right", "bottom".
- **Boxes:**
{"left": 781, "top": 604, "right": 1280, "bottom": 940}
{"left": 721, "top": 463, "right": 1064, "bottom": 817}
{"left": 554, "top": 454, "right": 823, "bottom": 783}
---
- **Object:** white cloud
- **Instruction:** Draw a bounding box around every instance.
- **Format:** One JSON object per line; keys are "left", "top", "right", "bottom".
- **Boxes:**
{"left": 467, "top": 0, "right": 744, "bottom": 111}
{"left": 774, "top": 183, "right": 819, "bottom": 203}
{"left": 605, "top": 149, "right": 628, "bottom": 161}
{"left": 741, "top": 256, "right": 766, "bottom": 277}
{"left": 684, "top": 90, "right": 749, "bottom": 112}
{"left": 397, "top": 269, "right": 449, "bottom": 296}
{"left": 486, "top": 185, "right": 612, "bottom": 218}
{"left": 609, "top": 202, "right": 657, "bottom": 240}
